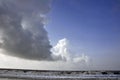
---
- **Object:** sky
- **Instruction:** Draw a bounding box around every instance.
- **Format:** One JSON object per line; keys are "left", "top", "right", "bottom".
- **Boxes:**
{"left": 46, "top": 0, "right": 120, "bottom": 69}
{"left": 0, "top": 0, "right": 120, "bottom": 70}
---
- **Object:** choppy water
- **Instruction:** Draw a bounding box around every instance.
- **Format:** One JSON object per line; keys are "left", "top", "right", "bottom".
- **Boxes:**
{"left": 0, "top": 79, "right": 56, "bottom": 80}
{"left": 0, "top": 78, "right": 120, "bottom": 80}
{"left": 0, "top": 69, "right": 120, "bottom": 80}
{"left": 0, "top": 79, "right": 31, "bottom": 80}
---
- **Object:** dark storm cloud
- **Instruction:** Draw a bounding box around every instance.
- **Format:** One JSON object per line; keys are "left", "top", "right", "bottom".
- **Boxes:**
{"left": 0, "top": 0, "right": 53, "bottom": 61}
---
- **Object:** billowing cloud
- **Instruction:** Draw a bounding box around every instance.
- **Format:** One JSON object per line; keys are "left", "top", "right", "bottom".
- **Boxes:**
{"left": 0, "top": 51, "right": 89, "bottom": 70}
{"left": 0, "top": 0, "right": 53, "bottom": 61}
{"left": 51, "top": 38, "right": 89, "bottom": 63}
{"left": 0, "top": 0, "right": 89, "bottom": 64}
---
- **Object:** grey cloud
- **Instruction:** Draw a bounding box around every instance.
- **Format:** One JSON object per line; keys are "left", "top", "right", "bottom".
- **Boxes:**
{"left": 0, "top": 0, "right": 53, "bottom": 61}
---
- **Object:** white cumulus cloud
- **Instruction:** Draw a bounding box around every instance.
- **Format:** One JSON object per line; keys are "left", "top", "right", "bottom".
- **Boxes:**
{"left": 51, "top": 38, "right": 89, "bottom": 63}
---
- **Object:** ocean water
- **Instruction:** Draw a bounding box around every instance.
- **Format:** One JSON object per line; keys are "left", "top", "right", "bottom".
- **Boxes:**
{"left": 0, "top": 69, "right": 120, "bottom": 80}
{"left": 0, "top": 78, "right": 120, "bottom": 80}
{"left": 0, "top": 79, "right": 24, "bottom": 80}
